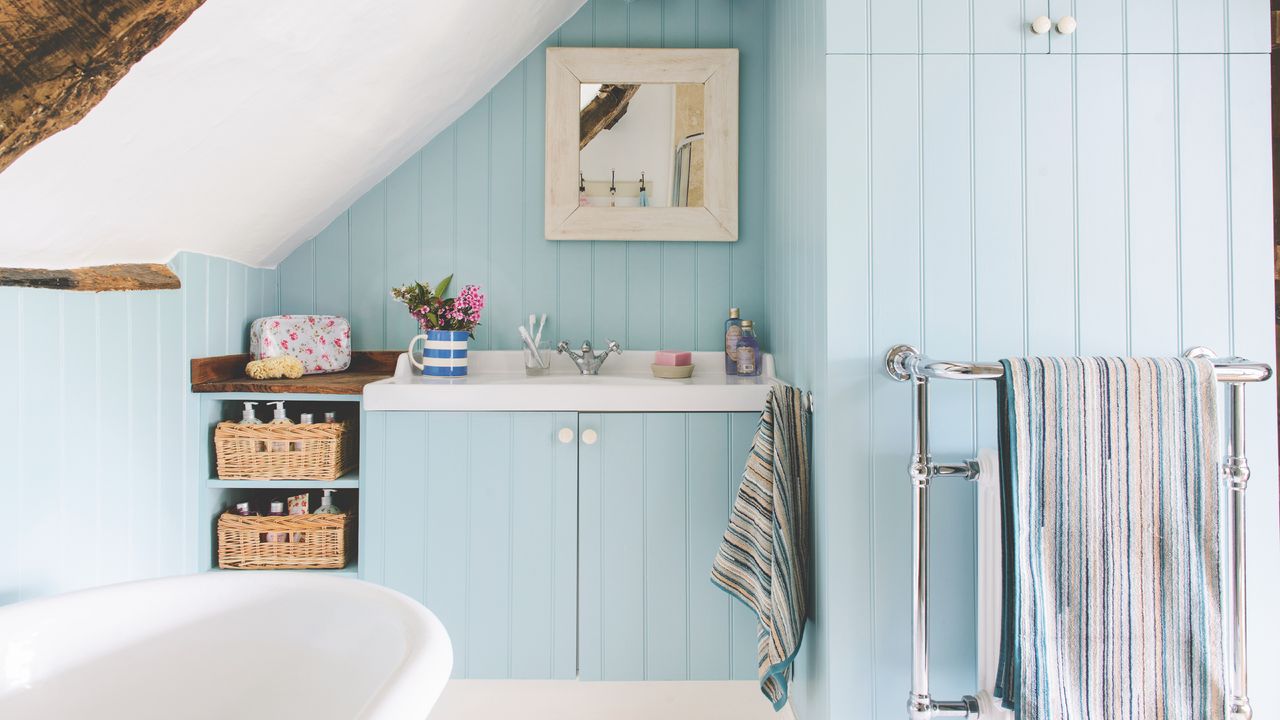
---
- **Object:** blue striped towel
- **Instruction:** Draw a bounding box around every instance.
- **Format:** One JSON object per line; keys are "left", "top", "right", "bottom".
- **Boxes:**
{"left": 995, "top": 357, "right": 1226, "bottom": 719}
{"left": 711, "top": 385, "right": 810, "bottom": 711}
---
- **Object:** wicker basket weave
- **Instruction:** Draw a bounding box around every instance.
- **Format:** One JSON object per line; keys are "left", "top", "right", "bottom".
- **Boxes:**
{"left": 214, "top": 421, "right": 356, "bottom": 481}
{"left": 217, "top": 511, "right": 353, "bottom": 569}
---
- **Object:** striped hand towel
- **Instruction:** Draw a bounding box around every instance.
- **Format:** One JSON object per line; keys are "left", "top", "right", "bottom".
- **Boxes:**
{"left": 711, "top": 385, "right": 810, "bottom": 711}
{"left": 995, "top": 357, "right": 1225, "bottom": 719}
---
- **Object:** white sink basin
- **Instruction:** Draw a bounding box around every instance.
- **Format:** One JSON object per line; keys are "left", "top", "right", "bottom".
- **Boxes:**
{"left": 362, "top": 351, "right": 775, "bottom": 412}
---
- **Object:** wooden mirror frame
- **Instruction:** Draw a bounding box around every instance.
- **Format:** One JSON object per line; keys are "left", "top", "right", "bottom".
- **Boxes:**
{"left": 545, "top": 47, "right": 739, "bottom": 242}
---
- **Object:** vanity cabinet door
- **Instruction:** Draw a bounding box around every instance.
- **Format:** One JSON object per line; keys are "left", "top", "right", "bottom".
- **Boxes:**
{"left": 828, "top": 1, "right": 1051, "bottom": 54}
{"left": 578, "top": 412, "right": 760, "bottom": 681}
{"left": 362, "top": 411, "right": 578, "bottom": 679}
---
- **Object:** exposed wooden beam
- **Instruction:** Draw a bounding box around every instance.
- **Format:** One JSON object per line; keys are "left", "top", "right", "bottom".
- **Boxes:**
{"left": 0, "top": 0, "right": 205, "bottom": 173}
{"left": 0, "top": 263, "right": 180, "bottom": 291}
{"left": 579, "top": 83, "right": 640, "bottom": 150}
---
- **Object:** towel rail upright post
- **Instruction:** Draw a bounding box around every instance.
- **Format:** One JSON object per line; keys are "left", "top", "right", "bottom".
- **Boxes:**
{"left": 884, "top": 344, "right": 1271, "bottom": 720}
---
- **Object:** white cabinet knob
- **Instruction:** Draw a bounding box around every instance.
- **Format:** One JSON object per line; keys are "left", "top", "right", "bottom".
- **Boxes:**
{"left": 1056, "top": 15, "right": 1077, "bottom": 34}
{"left": 558, "top": 427, "right": 575, "bottom": 444}
{"left": 581, "top": 428, "right": 599, "bottom": 445}
{"left": 1030, "top": 16, "right": 1052, "bottom": 34}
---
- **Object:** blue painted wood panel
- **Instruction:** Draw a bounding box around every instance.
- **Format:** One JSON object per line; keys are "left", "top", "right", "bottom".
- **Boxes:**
{"left": 578, "top": 412, "right": 759, "bottom": 681}
{"left": 823, "top": 49, "right": 1279, "bottom": 720}
{"left": 273, "top": 0, "right": 770, "bottom": 355}
{"left": 0, "top": 252, "right": 278, "bottom": 603}
{"left": 827, "top": 1, "right": 1267, "bottom": 55}
{"left": 362, "top": 411, "right": 577, "bottom": 679}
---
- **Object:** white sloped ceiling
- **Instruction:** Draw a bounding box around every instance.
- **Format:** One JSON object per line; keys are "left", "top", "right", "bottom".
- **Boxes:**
{"left": 0, "top": 0, "right": 584, "bottom": 269}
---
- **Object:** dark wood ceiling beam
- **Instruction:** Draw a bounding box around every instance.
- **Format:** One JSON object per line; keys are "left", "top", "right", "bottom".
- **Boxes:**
{"left": 579, "top": 83, "right": 640, "bottom": 150}
{"left": 0, "top": 263, "right": 180, "bottom": 291}
{"left": 0, "top": 0, "right": 205, "bottom": 173}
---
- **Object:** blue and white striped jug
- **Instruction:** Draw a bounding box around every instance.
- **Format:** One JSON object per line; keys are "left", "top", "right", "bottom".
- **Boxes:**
{"left": 409, "top": 329, "right": 470, "bottom": 377}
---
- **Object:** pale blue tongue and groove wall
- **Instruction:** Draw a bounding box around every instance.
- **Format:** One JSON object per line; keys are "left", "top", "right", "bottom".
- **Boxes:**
{"left": 787, "top": 2, "right": 1279, "bottom": 719}
{"left": 0, "top": 253, "right": 278, "bottom": 604}
{"left": 274, "top": 0, "right": 771, "bottom": 355}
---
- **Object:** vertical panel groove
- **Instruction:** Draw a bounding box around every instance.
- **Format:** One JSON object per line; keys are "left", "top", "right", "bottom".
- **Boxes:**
{"left": 1173, "top": 55, "right": 1184, "bottom": 351}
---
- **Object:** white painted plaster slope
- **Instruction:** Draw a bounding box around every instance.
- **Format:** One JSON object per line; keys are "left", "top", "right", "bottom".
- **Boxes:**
{"left": 0, "top": 0, "right": 583, "bottom": 269}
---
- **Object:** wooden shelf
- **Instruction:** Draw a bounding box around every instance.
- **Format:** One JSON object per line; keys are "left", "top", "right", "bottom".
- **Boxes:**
{"left": 191, "top": 351, "right": 397, "bottom": 395}
{"left": 206, "top": 475, "right": 360, "bottom": 490}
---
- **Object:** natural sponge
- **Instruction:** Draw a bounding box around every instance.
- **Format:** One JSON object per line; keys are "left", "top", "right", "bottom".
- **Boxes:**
{"left": 245, "top": 355, "right": 305, "bottom": 380}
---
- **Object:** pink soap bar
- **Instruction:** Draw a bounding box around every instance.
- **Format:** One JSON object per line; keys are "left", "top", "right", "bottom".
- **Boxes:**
{"left": 654, "top": 350, "right": 692, "bottom": 366}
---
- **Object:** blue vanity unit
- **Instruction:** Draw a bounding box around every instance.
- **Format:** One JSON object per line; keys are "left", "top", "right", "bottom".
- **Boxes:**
{"left": 197, "top": 350, "right": 776, "bottom": 681}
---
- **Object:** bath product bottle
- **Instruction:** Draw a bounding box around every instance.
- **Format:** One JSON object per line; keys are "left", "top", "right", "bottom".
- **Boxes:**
{"left": 265, "top": 500, "right": 288, "bottom": 543}
{"left": 724, "top": 308, "right": 743, "bottom": 374}
{"left": 299, "top": 413, "right": 314, "bottom": 424}
{"left": 324, "top": 411, "right": 337, "bottom": 423}
{"left": 735, "top": 320, "right": 761, "bottom": 377}
{"left": 238, "top": 402, "right": 262, "bottom": 425}
{"left": 234, "top": 501, "right": 253, "bottom": 516}
{"left": 267, "top": 401, "right": 293, "bottom": 424}
{"left": 314, "top": 489, "right": 342, "bottom": 515}
{"left": 267, "top": 401, "right": 293, "bottom": 452}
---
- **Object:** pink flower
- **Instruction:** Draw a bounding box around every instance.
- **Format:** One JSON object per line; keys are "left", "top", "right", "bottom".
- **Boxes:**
{"left": 334, "top": 338, "right": 343, "bottom": 348}
{"left": 289, "top": 332, "right": 299, "bottom": 341}
{"left": 280, "top": 340, "right": 289, "bottom": 350}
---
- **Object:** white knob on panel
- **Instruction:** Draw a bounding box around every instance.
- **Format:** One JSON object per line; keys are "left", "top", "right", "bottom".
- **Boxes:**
{"left": 1056, "top": 15, "right": 1077, "bottom": 34}
{"left": 558, "top": 427, "right": 575, "bottom": 444}
{"left": 581, "top": 428, "right": 599, "bottom": 445}
{"left": 1030, "top": 16, "right": 1052, "bottom": 34}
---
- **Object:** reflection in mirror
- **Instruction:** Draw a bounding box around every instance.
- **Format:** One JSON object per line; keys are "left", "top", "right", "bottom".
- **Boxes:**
{"left": 578, "top": 83, "right": 704, "bottom": 208}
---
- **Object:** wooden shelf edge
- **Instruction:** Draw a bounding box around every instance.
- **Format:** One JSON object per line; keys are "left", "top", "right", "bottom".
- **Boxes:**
{"left": 191, "top": 351, "right": 399, "bottom": 394}
{"left": 207, "top": 476, "right": 360, "bottom": 489}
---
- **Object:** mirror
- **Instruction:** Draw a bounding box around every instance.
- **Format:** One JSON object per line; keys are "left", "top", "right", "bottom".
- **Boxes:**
{"left": 545, "top": 48, "right": 738, "bottom": 242}
{"left": 578, "top": 83, "right": 705, "bottom": 208}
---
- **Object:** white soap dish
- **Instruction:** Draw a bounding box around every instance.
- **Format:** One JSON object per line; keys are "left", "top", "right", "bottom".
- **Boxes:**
{"left": 651, "top": 363, "right": 695, "bottom": 379}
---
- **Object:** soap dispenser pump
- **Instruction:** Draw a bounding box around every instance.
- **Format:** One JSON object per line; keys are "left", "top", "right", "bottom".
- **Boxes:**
{"left": 239, "top": 402, "right": 262, "bottom": 425}
{"left": 314, "top": 489, "right": 342, "bottom": 515}
{"left": 267, "top": 401, "right": 293, "bottom": 425}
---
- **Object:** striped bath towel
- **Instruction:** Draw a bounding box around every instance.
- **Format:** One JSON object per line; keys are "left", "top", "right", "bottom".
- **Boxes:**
{"left": 711, "top": 385, "right": 810, "bottom": 711}
{"left": 995, "top": 357, "right": 1226, "bottom": 719}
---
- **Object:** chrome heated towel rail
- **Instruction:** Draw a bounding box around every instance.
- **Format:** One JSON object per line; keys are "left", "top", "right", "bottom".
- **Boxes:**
{"left": 883, "top": 344, "right": 1272, "bottom": 720}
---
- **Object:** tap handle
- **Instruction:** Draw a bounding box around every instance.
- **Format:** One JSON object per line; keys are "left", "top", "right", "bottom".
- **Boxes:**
{"left": 557, "top": 340, "right": 570, "bottom": 354}
{"left": 607, "top": 340, "right": 622, "bottom": 355}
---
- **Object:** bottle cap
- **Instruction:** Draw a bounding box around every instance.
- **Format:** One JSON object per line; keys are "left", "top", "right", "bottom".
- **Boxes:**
{"left": 270, "top": 501, "right": 284, "bottom": 512}
{"left": 300, "top": 413, "right": 314, "bottom": 424}
{"left": 241, "top": 401, "right": 258, "bottom": 421}
{"left": 742, "top": 320, "right": 754, "bottom": 329}
{"left": 728, "top": 308, "right": 740, "bottom": 319}
{"left": 324, "top": 412, "right": 337, "bottom": 423}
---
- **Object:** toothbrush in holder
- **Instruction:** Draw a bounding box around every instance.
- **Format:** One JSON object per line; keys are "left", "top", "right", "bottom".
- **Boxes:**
{"left": 518, "top": 325, "right": 549, "bottom": 368}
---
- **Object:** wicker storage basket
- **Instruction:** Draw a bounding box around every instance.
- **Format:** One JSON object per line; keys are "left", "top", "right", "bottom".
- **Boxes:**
{"left": 214, "top": 421, "right": 356, "bottom": 480}
{"left": 217, "top": 511, "right": 354, "bottom": 570}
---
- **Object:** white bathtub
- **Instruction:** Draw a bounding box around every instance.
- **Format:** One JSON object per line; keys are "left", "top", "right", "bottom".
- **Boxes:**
{"left": 0, "top": 572, "right": 453, "bottom": 719}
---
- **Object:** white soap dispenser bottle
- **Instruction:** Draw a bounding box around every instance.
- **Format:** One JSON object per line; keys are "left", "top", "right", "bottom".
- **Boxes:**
{"left": 314, "top": 489, "right": 342, "bottom": 515}
{"left": 267, "top": 401, "right": 293, "bottom": 424}
{"left": 238, "top": 402, "right": 263, "bottom": 425}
